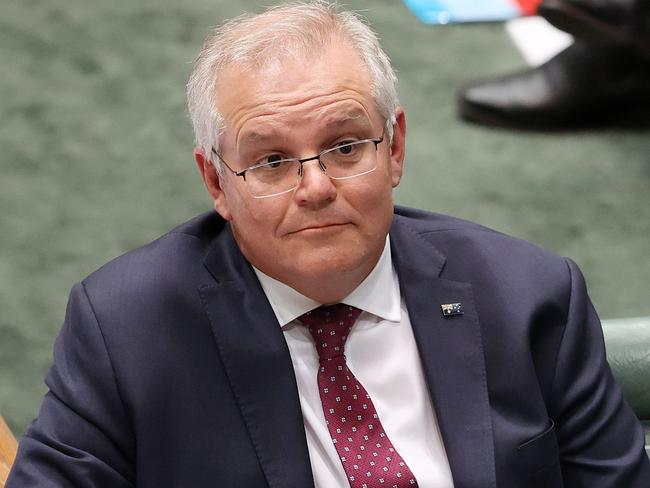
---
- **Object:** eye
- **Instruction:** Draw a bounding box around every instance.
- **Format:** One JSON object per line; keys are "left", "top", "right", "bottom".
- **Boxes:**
{"left": 256, "top": 154, "right": 285, "bottom": 169}
{"left": 333, "top": 140, "right": 358, "bottom": 155}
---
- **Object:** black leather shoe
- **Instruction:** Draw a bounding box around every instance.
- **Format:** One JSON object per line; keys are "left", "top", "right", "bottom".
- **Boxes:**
{"left": 457, "top": 41, "right": 650, "bottom": 130}
{"left": 538, "top": 0, "right": 650, "bottom": 57}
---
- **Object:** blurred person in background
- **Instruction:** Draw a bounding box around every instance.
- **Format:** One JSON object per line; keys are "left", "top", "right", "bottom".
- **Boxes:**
{"left": 458, "top": 0, "right": 650, "bottom": 129}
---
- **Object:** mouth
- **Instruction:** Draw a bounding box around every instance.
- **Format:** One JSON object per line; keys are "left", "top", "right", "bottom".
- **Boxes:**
{"left": 290, "top": 223, "right": 350, "bottom": 235}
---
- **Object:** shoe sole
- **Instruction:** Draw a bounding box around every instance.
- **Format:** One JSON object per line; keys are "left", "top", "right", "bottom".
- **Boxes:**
{"left": 538, "top": 0, "right": 650, "bottom": 58}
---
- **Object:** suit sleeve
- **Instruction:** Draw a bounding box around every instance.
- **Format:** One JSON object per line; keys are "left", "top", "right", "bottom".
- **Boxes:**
{"left": 6, "top": 282, "right": 135, "bottom": 487}
{"left": 552, "top": 258, "right": 650, "bottom": 486}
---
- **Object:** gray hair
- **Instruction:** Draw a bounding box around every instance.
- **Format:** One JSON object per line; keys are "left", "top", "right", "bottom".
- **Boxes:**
{"left": 186, "top": 1, "right": 398, "bottom": 172}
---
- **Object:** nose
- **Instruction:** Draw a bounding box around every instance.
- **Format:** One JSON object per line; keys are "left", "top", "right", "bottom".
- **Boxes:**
{"left": 293, "top": 159, "right": 337, "bottom": 207}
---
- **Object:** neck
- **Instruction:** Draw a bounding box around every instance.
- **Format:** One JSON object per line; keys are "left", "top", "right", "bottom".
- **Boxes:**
{"left": 267, "top": 248, "right": 383, "bottom": 304}
{"left": 289, "top": 273, "right": 366, "bottom": 304}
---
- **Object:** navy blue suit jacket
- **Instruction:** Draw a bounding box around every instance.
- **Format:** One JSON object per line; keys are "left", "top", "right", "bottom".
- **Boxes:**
{"left": 8, "top": 207, "right": 650, "bottom": 487}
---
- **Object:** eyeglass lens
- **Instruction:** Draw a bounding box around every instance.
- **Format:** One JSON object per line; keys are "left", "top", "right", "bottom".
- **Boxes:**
{"left": 246, "top": 139, "right": 379, "bottom": 198}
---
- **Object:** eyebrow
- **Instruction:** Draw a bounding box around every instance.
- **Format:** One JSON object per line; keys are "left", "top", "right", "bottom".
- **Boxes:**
{"left": 321, "top": 109, "right": 372, "bottom": 129}
{"left": 239, "top": 131, "right": 277, "bottom": 146}
{"left": 237, "top": 109, "right": 374, "bottom": 148}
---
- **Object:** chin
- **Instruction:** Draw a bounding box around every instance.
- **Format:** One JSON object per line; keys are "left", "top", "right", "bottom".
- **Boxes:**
{"left": 296, "top": 247, "right": 370, "bottom": 278}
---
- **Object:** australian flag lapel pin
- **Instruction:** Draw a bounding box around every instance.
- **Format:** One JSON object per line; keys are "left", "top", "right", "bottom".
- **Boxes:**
{"left": 441, "top": 302, "right": 464, "bottom": 317}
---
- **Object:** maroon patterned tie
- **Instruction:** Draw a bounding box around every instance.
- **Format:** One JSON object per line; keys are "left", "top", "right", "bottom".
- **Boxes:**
{"left": 300, "top": 304, "right": 419, "bottom": 488}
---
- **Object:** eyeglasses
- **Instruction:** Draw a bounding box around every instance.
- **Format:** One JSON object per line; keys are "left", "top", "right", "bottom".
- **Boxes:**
{"left": 211, "top": 133, "right": 384, "bottom": 198}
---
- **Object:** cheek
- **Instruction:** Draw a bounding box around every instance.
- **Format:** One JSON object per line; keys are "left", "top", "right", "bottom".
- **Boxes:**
{"left": 225, "top": 181, "right": 273, "bottom": 226}
{"left": 354, "top": 171, "right": 395, "bottom": 217}
{"left": 228, "top": 196, "right": 288, "bottom": 256}
{"left": 362, "top": 184, "right": 395, "bottom": 238}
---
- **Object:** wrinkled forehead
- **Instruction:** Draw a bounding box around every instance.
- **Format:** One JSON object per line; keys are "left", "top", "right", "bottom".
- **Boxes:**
{"left": 214, "top": 40, "right": 380, "bottom": 140}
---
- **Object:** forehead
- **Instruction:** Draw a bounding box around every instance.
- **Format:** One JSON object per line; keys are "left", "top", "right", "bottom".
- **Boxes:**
{"left": 214, "top": 40, "right": 380, "bottom": 144}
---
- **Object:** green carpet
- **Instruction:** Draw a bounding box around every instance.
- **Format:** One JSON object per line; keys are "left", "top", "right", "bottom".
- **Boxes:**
{"left": 1, "top": 0, "right": 648, "bottom": 435}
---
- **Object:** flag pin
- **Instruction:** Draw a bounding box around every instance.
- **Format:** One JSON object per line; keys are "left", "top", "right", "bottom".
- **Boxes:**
{"left": 441, "top": 303, "right": 463, "bottom": 317}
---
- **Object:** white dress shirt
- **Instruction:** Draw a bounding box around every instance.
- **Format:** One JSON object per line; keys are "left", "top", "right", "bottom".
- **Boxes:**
{"left": 253, "top": 237, "right": 454, "bottom": 488}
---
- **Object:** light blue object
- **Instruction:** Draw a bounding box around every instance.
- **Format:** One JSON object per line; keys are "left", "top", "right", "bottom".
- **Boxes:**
{"left": 403, "top": 0, "right": 521, "bottom": 24}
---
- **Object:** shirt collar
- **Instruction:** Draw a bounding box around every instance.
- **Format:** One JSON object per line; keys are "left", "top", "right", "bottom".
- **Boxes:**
{"left": 253, "top": 236, "right": 401, "bottom": 327}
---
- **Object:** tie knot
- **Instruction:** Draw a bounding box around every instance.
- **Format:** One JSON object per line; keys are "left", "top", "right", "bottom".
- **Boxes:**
{"left": 300, "top": 304, "right": 362, "bottom": 361}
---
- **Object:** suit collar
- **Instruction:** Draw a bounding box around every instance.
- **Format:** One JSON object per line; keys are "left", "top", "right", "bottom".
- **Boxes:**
{"left": 390, "top": 214, "right": 496, "bottom": 488}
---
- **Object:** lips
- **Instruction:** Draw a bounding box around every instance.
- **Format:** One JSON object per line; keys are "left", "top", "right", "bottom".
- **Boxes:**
{"left": 289, "top": 222, "right": 350, "bottom": 234}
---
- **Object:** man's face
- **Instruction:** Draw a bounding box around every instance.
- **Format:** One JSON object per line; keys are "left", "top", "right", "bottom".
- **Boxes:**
{"left": 195, "top": 40, "right": 406, "bottom": 302}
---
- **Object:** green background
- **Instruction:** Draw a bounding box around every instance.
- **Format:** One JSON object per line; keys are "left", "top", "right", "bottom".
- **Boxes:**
{"left": 1, "top": 0, "right": 648, "bottom": 435}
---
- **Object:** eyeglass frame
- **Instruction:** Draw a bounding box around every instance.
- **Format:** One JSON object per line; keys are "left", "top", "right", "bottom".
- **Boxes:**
{"left": 210, "top": 131, "right": 385, "bottom": 198}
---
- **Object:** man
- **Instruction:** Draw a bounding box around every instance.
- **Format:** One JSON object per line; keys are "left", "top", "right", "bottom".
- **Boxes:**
{"left": 7, "top": 2, "right": 650, "bottom": 487}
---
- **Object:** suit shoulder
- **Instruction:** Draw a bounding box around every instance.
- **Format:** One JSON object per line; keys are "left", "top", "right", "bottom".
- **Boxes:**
{"left": 393, "top": 206, "right": 568, "bottom": 274}
{"left": 81, "top": 211, "right": 225, "bottom": 298}
{"left": 394, "top": 205, "right": 500, "bottom": 235}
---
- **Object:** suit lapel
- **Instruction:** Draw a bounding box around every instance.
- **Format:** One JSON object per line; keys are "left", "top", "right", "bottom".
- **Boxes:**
{"left": 200, "top": 226, "right": 314, "bottom": 488}
{"left": 391, "top": 216, "right": 496, "bottom": 488}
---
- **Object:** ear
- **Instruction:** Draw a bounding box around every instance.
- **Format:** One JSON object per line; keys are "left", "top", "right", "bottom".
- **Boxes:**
{"left": 389, "top": 107, "right": 406, "bottom": 188}
{"left": 194, "top": 146, "right": 232, "bottom": 221}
